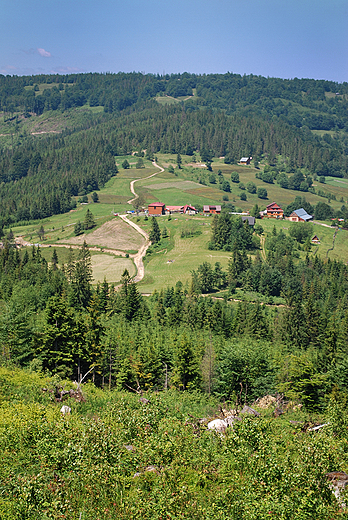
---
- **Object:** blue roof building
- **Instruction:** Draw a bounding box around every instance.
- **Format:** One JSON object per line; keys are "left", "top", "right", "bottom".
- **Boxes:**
{"left": 288, "top": 208, "right": 313, "bottom": 222}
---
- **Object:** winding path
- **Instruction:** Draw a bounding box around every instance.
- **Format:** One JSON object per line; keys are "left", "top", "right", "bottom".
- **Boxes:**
{"left": 127, "top": 161, "right": 164, "bottom": 205}
{"left": 119, "top": 160, "right": 164, "bottom": 281}
{"left": 14, "top": 161, "right": 164, "bottom": 284}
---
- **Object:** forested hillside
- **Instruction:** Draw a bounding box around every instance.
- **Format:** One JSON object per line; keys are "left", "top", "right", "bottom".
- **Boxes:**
{"left": 1, "top": 71, "right": 348, "bottom": 517}
{"left": 0, "top": 72, "right": 348, "bottom": 227}
{"left": 1, "top": 227, "right": 348, "bottom": 517}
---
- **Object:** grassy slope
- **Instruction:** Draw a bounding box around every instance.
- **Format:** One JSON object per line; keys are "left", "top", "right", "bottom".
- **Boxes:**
{"left": 139, "top": 215, "right": 231, "bottom": 292}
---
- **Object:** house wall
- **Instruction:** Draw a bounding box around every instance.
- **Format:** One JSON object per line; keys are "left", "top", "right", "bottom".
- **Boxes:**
{"left": 148, "top": 206, "right": 164, "bottom": 215}
{"left": 267, "top": 211, "right": 284, "bottom": 219}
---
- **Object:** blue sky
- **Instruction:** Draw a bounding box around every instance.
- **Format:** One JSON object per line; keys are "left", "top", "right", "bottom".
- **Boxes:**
{"left": 1, "top": 0, "right": 347, "bottom": 82}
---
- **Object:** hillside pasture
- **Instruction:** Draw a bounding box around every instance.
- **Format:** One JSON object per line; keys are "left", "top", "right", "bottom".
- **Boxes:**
{"left": 209, "top": 163, "right": 347, "bottom": 211}
{"left": 146, "top": 180, "right": 206, "bottom": 191}
{"left": 138, "top": 215, "right": 231, "bottom": 292}
{"left": 63, "top": 218, "right": 145, "bottom": 251}
{"left": 91, "top": 254, "right": 135, "bottom": 284}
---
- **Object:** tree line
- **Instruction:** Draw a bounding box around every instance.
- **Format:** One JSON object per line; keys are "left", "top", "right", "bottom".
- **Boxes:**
{"left": 1, "top": 220, "right": 348, "bottom": 409}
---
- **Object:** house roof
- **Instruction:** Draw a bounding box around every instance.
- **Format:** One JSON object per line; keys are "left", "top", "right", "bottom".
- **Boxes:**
{"left": 240, "top": 157, "right": 250, "bottom": 162}
{"left": 242, "top": 216, "right": 255, "bottom": 226}
{"left": 148, "top": 202, "right": 165, "bottom": 207}
{"left": 183, "top": 204, "right": 196, "bottom": 212}
{"left": 292, "top": 208, "right": 313, "bottom": 221}
{"left": 203, "top": 205, "right": 221, "bottom": 212}
{"left": 267, "top": 202, "right": 282, "bottom": 210}
{"left": 166, "top": 205, "right": 183, "bottom": 211}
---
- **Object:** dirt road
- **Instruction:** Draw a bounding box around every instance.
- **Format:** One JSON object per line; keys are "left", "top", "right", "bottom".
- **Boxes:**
{"left": 127, "top": 160, "right": 164, "bottom": 205}
{"left": 15, "top": 160, "right": 164, "bottom": 284}
{"left": 119, "top": 160, "right": 164, "bottom": 281}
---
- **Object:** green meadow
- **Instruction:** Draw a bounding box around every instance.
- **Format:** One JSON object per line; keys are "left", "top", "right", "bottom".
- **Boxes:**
{"left": 134, "top": 213, "right": 348, "bottom": 293}
{"left": 7, "top": 153, "right": 348, "bottom": 292}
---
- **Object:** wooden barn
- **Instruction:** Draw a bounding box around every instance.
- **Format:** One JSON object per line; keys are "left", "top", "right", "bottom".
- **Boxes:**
{"left": 148, "top": 202, "right": 165, "bottom": 215}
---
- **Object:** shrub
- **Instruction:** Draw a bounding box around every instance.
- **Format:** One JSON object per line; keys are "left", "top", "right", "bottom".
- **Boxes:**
{"left": 231, "top": 171, "right": 239, "bottom": 183}
{"left": 257, "top": 187, "right": 268, "bottom": 199}
{"left": 246, "top": 181, "right": 257, "bottom": 194}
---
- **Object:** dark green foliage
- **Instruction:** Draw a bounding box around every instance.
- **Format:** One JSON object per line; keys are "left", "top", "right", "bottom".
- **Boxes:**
{"left": 222, "top": 180, "right": 231, "bottom": 192}
{"left": 70, "top": 241, "right": 93, "bottom": 308}
{"left": 135, "top": 158, "right": 144, "bottom": 169}
{"left": 37, "top": 225, "right": 45, "bottom": 241}
{"left": 91, "top": 191, "right": 99, "bottom": 202}
{"left": 209, "top": 214, "right": 254, "bottom": 251}
{"left": 289, "top": 222, "right": 314, "bottom": 243}
{"left": 83, "top": 208, "right": 95, "bottom": 230}
{"left": 214, "top": 339, "right": 274, "bottom": 400}
{"left": 74, "top": 220, "right": 83, "bottom": 236}
{"left": 277, "top": 172, "right": 289, "bottom": 188}
{"left": 149, "top": 216, "right": 161, "bottom": 243}
{"left": 257, "top": 187, "right": 268, "bottom": 199}
{"left": 315, "top": 201, "right": 334, "bottom": 220}
{"left": 122, "top": 159, "right": 130, "bottom": 169}
{"left": 230, "top": 171, "right": 239, "bottom": 183}
{"left": 246, "top": 181, "right": 257, "bottom": 193}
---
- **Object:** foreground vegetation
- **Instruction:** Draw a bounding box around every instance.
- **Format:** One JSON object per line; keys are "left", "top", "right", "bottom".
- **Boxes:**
{"left": 0, "top": 366, "right": 348, "bottom": 519}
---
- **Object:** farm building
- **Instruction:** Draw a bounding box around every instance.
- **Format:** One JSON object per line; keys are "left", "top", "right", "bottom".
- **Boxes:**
{"left": 148, "top": 202, "right": 165, "bottom": 215}
{"left": 239, "top": 156, "right": 252, "bottom": 165}
{"left": 287, "top": 208, "right": 313, "bottom": 222}
{"left": 203, "top": 205, "right": 221, "bottom": 215}
{"left": 182, "top": 205, "right": 196, "bottom": 215}
{"left": 265, "top": 202, "right": 283, "bottom": 219}
{"left": 165, "top": 206, "right": 183, "bottom": 215}
{"left": 311, "top": 235, "right": 321, "bottom": 244}
{"left": 164, "top": 205, "right": 197, "bottom": 215}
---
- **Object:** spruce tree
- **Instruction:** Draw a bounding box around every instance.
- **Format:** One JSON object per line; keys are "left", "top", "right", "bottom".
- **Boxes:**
{"left": 51, "top": 248, "right": 58, "bottom": 271}
{"left": 74, "top": 221, "right": 83, "bottom": 236}
{"left": 71, "top": 241, "right": 93, "bottom": 308}
{"left": 172, "top": 333, "right": 200, "bottom": 391}
{"left": 149, "top": 217, "right": 161, "bottom": 244}
{"left": 84, "top": 209, "right": 95, "bottom": 230}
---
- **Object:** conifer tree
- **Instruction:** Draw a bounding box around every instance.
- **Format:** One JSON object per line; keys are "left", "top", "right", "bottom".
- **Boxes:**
{"left": 84, "top": 209, "right": 95, "bottom": 230}
{"left": 71, "top": 241, "right": 93, "bottom": 308}
{"left": 149, "top": 216, "right": 161, "bottom": 244}
{"left": 172, "top": 333, "right": 200, "bottom": 391}
{"left": 51, "top": 248, "right": 58, "bottom": 271}
{"left": 40, "top": 294, "right": 76, "bottom": 376}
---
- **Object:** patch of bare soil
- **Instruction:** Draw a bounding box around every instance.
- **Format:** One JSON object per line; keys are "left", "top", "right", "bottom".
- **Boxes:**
{"left": 64, "top": 219, "right": 145, "bottom": 251}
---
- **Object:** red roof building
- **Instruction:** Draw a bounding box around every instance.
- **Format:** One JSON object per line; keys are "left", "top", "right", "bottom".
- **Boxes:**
{"left": 182, "top": 205, "right": 196, "bottom": 214}
{"left": 148, "top": 202, "right": 165, "bottom": 215}
{"left": 266, "top": 202, "right": 283, "bottom": 219}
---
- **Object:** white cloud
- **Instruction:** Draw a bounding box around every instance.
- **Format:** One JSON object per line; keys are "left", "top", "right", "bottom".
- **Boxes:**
{"left": 37, "top": 48, "right": 51, "bottom": 58}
